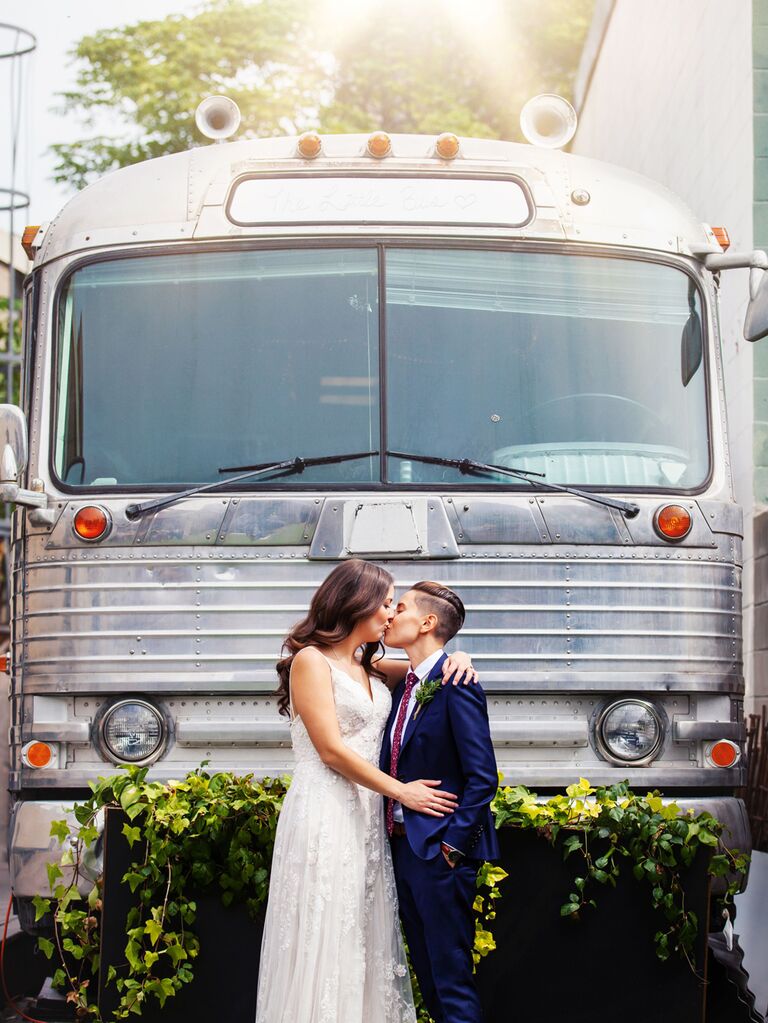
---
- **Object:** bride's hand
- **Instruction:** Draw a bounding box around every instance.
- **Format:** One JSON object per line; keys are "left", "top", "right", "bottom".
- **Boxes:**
{"left": 442, "top": 651, "right": 478, "bottom": 686}
{"left": 399, "top": 780, "right": 458, "bottom": 817}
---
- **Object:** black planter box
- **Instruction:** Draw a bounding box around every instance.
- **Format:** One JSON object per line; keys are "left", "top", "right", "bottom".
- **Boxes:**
{"left": 98, "top": 809, "right": 709, "bottom": 1023}
{"left": 475, "top": 827, "right": 709, "bottom": 1023}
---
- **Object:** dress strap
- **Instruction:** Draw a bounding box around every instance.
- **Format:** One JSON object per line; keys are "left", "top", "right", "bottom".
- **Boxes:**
{"left": 288, "top": 649, "right": 336, "bottom": 721}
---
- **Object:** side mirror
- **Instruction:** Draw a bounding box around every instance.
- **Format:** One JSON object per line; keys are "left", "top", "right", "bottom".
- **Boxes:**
{"left": 0, "top": 404, "right": 28, "bottom": 483}
{"left": 681, "top": 309, "right": 703, "bottom": 387}
{"left": 0, "top": 405, "right": 46, "bottom": 512}
{"left": 744, "top": 268, "right": 768, "bottom": 342}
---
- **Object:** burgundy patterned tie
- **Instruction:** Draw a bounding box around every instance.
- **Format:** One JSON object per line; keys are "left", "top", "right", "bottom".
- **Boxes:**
{"left": 386, "top": 670, "right": 419, "bottom": 836}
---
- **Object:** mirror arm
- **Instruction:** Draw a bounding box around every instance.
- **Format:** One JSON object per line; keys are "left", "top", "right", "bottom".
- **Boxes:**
{"left": 701, "top": 250, "right": 768, "bottom": 272}
{"left": 0, "top": 483, "right": 48, "bottom": 509}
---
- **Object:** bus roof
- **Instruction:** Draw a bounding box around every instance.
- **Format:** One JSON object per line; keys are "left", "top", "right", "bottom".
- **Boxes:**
{"left": 36, "top": 133, "right": 721, "bottom": 266}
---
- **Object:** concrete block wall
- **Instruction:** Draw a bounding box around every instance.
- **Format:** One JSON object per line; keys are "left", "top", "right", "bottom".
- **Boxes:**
{"left": 572, "top": 0, "right": 759, "bottom": 708}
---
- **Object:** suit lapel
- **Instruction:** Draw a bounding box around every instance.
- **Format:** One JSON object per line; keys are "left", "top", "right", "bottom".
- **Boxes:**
{"left": 399, "top": 652, "right": 447, "bottom": 756}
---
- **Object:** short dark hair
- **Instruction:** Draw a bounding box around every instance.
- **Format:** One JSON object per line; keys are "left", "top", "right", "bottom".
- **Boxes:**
{"left": 411, "top": 581, "right": 465, "bottom": 643}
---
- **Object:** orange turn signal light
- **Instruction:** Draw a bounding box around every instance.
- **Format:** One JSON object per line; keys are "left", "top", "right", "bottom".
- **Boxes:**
{"left": 708, "top": 739, "right": 740, "bottom": 769}
{"left": 435, "top": 133, "right": 460, "bottom": 160}
{"left": 297, "top": 132, "right": 322, "bottom": 159}
{"left": 711, "top": 226, "right": 730, "bottom": 251}
{"left": 367, "top": 131, "right": 392, "bottom": 159}
{"left": 73, "top": 505, "right": 110, "bottom": 541}
{"left": 654, "top": 504, "right": 692, "bottom": 541}
{"left": 21, "top": 225, "right": 41, "bottom": 260}
{"left": 24, "top": 741, "right": 53, "bottom": 769}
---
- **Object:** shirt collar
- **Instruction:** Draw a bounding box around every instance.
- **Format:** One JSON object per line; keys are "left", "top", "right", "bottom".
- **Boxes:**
{"left": 411, "top": 648, "right": 445, "bottom": 681}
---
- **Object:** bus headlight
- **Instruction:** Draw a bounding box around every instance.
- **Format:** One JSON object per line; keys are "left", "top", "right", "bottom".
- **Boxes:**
{"left": 99, "top": 699, "right": 165, "bottom": 764}
{"left": 597, "top": 699, "right": 663, "bottom": 764}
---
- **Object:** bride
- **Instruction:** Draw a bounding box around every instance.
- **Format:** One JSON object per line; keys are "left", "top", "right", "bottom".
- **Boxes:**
{"left": 255, "top": 559, "right": 475, "bottom": 1023}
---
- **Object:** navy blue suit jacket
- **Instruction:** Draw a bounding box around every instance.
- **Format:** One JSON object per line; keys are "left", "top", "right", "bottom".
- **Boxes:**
{"left": 380, "top": 652, "right": 500, "bottom": 861}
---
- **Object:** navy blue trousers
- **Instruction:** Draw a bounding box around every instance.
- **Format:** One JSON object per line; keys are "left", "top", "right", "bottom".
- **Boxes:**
{"left": 390, "top": 835, "right": 484, "bottom": 1023}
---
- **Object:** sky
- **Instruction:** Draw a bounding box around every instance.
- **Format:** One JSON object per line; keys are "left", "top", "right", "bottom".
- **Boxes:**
{"left": 0, "top": 1, "right": 201, "bottom": 228}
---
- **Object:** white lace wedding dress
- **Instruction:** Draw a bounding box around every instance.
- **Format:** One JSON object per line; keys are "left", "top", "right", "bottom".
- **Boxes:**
{"left": 255, "top": 658, "right": 416, "bottom": 1023}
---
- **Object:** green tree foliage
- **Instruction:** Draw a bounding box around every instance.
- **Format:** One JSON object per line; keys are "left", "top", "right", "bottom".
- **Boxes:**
{"left": 52, "top": 0, "right": 594, "bottom": 190}
{"left": 51, "top": 0, "right": 325, "bottom": 190}
{"left": 319, "top": 0, "right": 594, "bottom": 140}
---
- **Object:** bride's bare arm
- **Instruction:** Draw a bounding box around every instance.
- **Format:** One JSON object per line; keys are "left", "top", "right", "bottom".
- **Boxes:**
{"left": 376, "top": 652, "right": 479, "bottom": 691}
{"left": 290, "top": 648, "right": 457, "bottom": 816}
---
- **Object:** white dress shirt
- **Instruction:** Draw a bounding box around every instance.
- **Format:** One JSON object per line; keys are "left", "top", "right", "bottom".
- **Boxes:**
{"left": 390, "top": 648, "right": 444, "bottom": 824}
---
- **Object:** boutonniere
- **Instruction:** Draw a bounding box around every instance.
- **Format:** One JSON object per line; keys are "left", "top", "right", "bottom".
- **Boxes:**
{"left": 413, "top": 676, "right": 442, "bottom": 717}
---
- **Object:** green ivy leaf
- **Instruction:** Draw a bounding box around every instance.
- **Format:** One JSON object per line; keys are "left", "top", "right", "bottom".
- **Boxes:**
{"left": 122, "top": 823, "right": 142, "bottom": 849}
{"left": 49, "top": 819, "right": 70, "bottom": 844}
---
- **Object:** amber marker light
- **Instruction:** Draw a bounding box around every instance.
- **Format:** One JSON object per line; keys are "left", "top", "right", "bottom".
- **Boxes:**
{"left": 21, "top": 225, "right": 41, "bottom": 260}
{"left": 73, "top": 505, "right": 110, "bottom": 541}
{"left": 367, "top": 131, "right": 392, "bottom": 158}
{"left": 653, "top": 504, "right": 692, "bottom": 541}
{"left": 712, "top": 226, "right": 731, "bottom": 251}
{"left": 435, "top": 133, "right": 460, "bottom": 160}
{"left": 297, "top": 131, "right": 322, "bottom": 159}
{"left": 707, "top": 739, "right": 740, "bottom": 769}
{"left": 23, "top": 741, "right": 54, "bottom": 769}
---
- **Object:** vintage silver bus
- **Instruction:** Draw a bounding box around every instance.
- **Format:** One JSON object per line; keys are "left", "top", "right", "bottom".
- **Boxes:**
{"left": 3, "top": 96, "right": 766, "bottom": 935}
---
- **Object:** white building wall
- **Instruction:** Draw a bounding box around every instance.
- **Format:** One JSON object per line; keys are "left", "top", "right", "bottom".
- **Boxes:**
{"left": 572, "top": 0, "right": 756, "bottom": 707}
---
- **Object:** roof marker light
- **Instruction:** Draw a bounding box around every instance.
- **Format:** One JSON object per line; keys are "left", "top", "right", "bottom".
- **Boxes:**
{"left": 712, "top": 226, "right": 730, "bottom": 251}
{"left": 367, "top": 132, "right": 392, "bottom": 159}
{"left": 653, "top": 504, "right": 692, "bottom": 541}
{"left": 21, "top": 225, "right": 41, "bottom": 260}
{"left": 297, "top": 132, "right": 322, "bottom": 159}
{"left": 435, "top": 133, "right": 460, "bottom": 160}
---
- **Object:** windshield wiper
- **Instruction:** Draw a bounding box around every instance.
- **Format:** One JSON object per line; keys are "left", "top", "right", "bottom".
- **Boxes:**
{"left": 387, "top": 451, "right": 640, "bottom": 518}
{"left": 125, "top": 451, "right": 377, "bottom": 521}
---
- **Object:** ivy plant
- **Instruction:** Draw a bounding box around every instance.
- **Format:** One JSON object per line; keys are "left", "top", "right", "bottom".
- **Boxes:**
{"left": 35, "top": 769, "right": 745, "bottom": 1020}
{"left": 492, "top": 777, "right": 749, "bottom": 971}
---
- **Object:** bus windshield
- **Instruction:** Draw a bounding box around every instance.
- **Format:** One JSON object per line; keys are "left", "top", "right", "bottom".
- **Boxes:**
{"left": 54, "top": 247, "right": 708, "bottom": 490}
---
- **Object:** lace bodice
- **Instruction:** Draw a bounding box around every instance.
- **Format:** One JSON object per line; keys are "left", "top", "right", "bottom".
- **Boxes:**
{"left": 290, "top": 660, "right": 393, "bottom": 766}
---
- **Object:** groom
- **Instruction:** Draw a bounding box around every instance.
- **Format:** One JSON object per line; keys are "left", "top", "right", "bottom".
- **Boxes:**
{"left": 381, "top": 581, "right": 499, "bottom": 1023}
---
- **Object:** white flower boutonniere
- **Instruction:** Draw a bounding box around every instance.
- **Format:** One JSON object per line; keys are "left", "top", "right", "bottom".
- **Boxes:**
{"left": 413, "top": 676, "right": 442, "bottom": 718}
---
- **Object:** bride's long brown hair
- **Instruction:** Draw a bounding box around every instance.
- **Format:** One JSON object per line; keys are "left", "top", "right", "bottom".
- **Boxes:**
{"left": 276, "top": 559, "right": 394, "bottom": 717}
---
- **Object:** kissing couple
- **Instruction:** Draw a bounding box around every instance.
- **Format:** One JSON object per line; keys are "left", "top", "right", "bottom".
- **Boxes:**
{"left": 255, "top": 558, "right": 499, "bottom": 1023}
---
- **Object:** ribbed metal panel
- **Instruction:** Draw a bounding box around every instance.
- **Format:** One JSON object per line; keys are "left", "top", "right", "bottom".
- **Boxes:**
{"left": 19, "top": 550, "right": 741, "bottom": 681}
